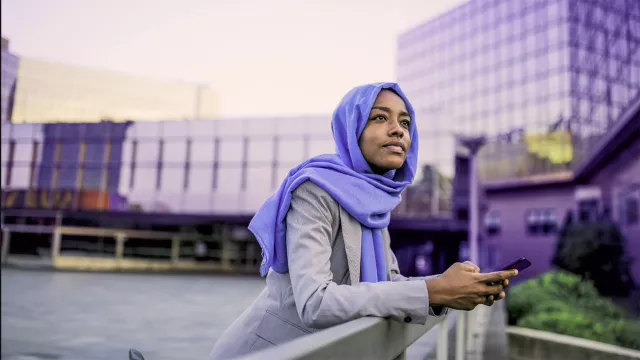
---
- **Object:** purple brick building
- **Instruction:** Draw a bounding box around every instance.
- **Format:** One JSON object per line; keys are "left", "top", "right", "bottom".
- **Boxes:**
{"left": 483, "top": 95, "right": 639, "bottom": 283}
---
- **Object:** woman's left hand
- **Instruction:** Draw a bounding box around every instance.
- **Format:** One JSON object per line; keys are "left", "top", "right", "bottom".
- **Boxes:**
{"left": 463, "top": 261, "right": 510, "bottom": 307}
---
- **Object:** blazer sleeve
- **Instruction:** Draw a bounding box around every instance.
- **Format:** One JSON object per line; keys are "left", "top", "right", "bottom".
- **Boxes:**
{"left": 388, "top": 246, "right": 448, "bottom": 316}
{"left": 286, "top": 182, "right": 435, "bottom": 329}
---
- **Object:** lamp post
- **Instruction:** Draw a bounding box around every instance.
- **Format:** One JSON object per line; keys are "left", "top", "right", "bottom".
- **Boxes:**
{"left": 456, "top": 135, "right": 487, "bottom": 267}
{"left": 455, "top": 134, "right": 486, "bottom": 360}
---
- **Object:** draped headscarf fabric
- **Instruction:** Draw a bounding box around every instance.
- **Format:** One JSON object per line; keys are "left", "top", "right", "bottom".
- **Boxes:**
{"left": 248, "top": 82, "right": 418, "bottom": 282}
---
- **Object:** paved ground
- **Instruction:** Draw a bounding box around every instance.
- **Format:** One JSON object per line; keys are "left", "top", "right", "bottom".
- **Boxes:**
{"left": 1, "top": 268, "right": 266, "bottom": 360}
{"left": 2, "top": 267, "right": 511, "bottom": 360}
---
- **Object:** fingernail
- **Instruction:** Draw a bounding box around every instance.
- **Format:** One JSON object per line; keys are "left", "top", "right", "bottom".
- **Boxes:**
{"left": 513, "top": 270, "right": 519, "bottom": 275}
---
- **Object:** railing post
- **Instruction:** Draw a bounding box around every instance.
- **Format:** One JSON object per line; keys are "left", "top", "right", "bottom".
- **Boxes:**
{"left": 466, "top": 309, "right": 473, "bottom": 354}
{"left": 456, "top": 311, "right": 466, "bottom": 360}
{"left": 437, "top": 314, "right": 449, "bottom": 360}
{"left": 221, "top": 225, "right": 231, "bottom": 270}
{"left": 115, "top": 233, "right": 126, "bottom": 260}
{"left": 51, "top": 227, "right": 62, "bottom": 260}
{"left": 1, "top": 229, "right": 11, "bottom": 264}
{"left": 171, "top": 236, "right": 181, "bottom": 263}
{"left": 467, "top": 309, "right": 477, "bottom": 357}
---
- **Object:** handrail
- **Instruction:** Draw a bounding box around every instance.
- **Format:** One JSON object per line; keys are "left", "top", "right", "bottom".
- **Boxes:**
{"left": 236, "top": 314, "right": 451, "bottom": 360}
{"left": 1, "top": 223, "right": 209, "bottom": 241}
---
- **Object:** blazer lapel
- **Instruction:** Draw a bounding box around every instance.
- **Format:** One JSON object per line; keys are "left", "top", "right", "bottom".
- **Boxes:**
{"left": 339, "top": 207, "right": 361, "bottom": 285}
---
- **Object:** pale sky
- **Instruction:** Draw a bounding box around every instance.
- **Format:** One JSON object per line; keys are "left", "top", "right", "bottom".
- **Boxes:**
{"left": 1, "top": 0, "right": 466, "bottom": 118}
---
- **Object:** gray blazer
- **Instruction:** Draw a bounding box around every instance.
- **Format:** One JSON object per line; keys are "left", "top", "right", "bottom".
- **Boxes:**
{"left": 209, "top": 181, "right": 447, "bottom": 359}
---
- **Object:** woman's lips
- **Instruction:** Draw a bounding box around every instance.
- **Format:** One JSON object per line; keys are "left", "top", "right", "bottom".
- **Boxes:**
{"left": 384, "top": 145, "right": 404, "bottom": 154}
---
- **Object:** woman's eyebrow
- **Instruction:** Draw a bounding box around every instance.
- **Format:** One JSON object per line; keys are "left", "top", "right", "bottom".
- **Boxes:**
{"left": 371, "top": 106, "right": 410, "bottom": 118}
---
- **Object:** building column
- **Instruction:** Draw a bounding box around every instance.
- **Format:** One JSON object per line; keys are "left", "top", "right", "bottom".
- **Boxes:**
{"left": 115, "top": 233, "right": 126, "bottom": 260}
{"left": 1, "top": 229, "right": 11, "bottom": 264}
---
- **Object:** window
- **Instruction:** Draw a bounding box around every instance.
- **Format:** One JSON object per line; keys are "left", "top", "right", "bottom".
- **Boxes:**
{"left": 526, "top": 208, "right": 558, "bottom": 235}
{"left": 619, "top": 188, "right": 639, "bottom": 226}
{"left": 577, "top": 199, "right": 600, "bottom": 223}
{"left": 484, "top": 210, "right": 501, "bottom": 235}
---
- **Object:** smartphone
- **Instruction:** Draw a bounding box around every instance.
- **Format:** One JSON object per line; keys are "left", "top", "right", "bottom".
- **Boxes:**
{"left": 497, "top": 257, "right": 531, "bottom": 272}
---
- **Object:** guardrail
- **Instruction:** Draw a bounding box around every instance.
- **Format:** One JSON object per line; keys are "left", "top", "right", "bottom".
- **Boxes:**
{"left": 236, "top": 309, "right": 485, "bottom": 360}
{"left": 508, "top": 327, "right": 640, "bottom": 360}
{"left": 0, "top": 224, "right": 262, "bottom": 273}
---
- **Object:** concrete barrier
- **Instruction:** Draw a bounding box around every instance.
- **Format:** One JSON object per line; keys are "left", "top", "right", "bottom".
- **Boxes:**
{"left": 507, "top": 326, "right": 640, "bottom": 360}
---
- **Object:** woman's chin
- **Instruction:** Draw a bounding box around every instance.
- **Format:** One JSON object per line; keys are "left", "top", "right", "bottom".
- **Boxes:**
{"left": 371, "top": 161, "right": 404, "bottom": 174}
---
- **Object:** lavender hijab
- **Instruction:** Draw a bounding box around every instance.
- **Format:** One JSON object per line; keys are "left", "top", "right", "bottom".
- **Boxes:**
{"left": 248, "top": 82, "right": 418, "bottom": 282}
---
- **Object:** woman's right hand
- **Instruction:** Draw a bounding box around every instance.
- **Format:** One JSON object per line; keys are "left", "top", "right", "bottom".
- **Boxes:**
{"left": 425, "top": 262, "right": 518, "bottom": 311}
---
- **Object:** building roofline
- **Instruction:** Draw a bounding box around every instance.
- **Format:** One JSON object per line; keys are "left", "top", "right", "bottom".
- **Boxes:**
{"left": 573, "top": 93, "right": 640, "bottom": 181}
{"left": 483, "top": 171, "right": 574, "bottom": 192}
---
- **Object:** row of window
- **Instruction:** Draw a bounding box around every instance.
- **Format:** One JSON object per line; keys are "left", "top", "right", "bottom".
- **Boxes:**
{"left": 2, "top": 117, "right": 333, "bottom": 140}
{"left": 400, "top": 52, "right": 639, "bottom": 99}
{"left": 0, "top": 136, "right": 461, "bottom": 168}
{"left": 484, "top": 189, "right": 640, "bottom": 236}
{"left": 400, "top": 0, "right": 637, "bottom": 52}
{"left": 484, "top": 209, "right": 558, "bottom": 236}
{"left": 400, "top": 0, "right": 570, "bottom": 50}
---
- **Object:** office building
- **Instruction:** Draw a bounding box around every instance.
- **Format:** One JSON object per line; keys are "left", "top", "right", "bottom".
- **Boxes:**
{"left": 1, "top": 37, "right": 19, "bottom": 123}
{"left": 397, "top": 0, "right": 640, "bottom": 182}
{"left": 1, "top": 114, "right": 457, "bottom": 217}
{"left": 483, "top": 94, "right": 639, "bottom": 285}
{"left": 1, "top": 115, "right": 467, "bottom": 274}
{"left": 10, "top": 57, "right": 218, "bottom": 123}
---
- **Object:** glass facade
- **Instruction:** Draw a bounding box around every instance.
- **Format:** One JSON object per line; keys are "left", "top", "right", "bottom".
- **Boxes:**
{"left": 1, "top": 117, "right": 453, "bottom": 217}
{"left": 10, "top": 58, "right": 219, "bottom": 124}
{"left": 397, "top": 0, "right": 640, "bottom": 182}
{"left": 1, "top": 38, "right": 19, "bottom": 124}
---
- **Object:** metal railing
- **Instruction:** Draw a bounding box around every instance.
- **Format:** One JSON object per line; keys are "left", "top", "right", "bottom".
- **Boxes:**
{"left": 236, "top": 307, "right": 488, "bottom": 360}
{"left": 0, "top": 224, "right": 262, "bottom": 272}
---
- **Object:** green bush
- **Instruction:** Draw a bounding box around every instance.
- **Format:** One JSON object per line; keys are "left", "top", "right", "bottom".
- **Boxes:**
{"left": 506, "top": 271, "right": 602, "bottom": 325}
{"left": 518, "top": 310, "right": 618, "bottom": 345}
{"left": 507, "top": 271, "right": 639, "bottom": 350}
{"left": 553, "top": 221, "right": 635, "bottom": 297}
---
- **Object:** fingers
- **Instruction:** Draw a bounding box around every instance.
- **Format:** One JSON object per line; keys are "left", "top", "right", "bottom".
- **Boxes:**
{"left": 461, "top": 261, "right": 480, "bottom": 273}
{"left": 479, "top": 269, "right": 518, "bottom": 283}
{"left": 480, "top": 284, "right": 504, "bottom": 296}
{"left": 484, "top": 295, "right": 495, "bottom": 307}
{"left": 497, "top": 291, "right": 506, "bottom": 300}
{"left": 503, "top": 279, "right": 510, "bottom": 288}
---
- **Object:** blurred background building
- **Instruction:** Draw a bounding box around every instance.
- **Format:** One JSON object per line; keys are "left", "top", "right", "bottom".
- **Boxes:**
{"left": 1, "top": 0, "right": 638, "bottom": 279}
{"left": 6, "top": 56, "right": 218, "bottom": 124}
{"left": 1, "top": 37, "right": 19, "bottom": 124}
{"left": 484, "top": 95, "right": 639, "bottom": 282}
{"left": 398, "top": 0, "right": 640, "bottom": 182}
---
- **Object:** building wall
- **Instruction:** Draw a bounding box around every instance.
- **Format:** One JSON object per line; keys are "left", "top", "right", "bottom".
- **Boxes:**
{"left": 485, "top": 134, "right": 640, "bottom": 284}
{"left": 588, "top": 135, "right": 640, "bottom": 280}
{"left": 10, "top": 58, "right": 218, "bottom": 123}
{"left": 483, "top": 185, "right": 574, "bottom": 283}
{"left": 1, "top": 118, "right": 453, "bottom": 217}
{"left": 1, "top": 41, "right": 19, "bottom": 124}
{"left": 397, "top": 0, "right": 640, "bottom": 182}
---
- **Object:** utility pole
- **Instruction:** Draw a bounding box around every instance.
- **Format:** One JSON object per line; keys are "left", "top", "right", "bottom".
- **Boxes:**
{"left": 455, "top": 134, "right": 486, "bottom": 360}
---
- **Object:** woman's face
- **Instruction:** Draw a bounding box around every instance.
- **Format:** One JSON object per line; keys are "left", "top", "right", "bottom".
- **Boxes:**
{"left": 358, "top": 89, "right": 412, "bottom": 175}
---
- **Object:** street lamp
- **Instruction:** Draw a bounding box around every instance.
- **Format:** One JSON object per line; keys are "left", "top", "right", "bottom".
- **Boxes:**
{"left": 455, "top": 134, "right": 487, "bottom": 360}
{"left": 455, "top": 135, "right": 487, "bottom": 267}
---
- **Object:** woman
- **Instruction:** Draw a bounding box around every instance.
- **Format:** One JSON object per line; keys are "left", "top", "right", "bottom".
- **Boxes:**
{"left": 209, "top": 82, "right": 517, "bottom": 359}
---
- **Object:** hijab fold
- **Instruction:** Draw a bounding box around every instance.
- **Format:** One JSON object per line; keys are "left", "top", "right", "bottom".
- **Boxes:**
{"left": 249, "top": 82, "right": 418, "bottom": 283}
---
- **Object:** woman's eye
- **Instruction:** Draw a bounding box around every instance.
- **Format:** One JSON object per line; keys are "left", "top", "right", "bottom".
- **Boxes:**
{"left": 401, "top": 120, "right": 411, "bottom": 128}
{"left": 372, "top": 115, "right": 386, "bottom": 121}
